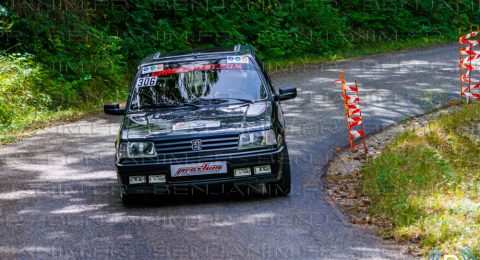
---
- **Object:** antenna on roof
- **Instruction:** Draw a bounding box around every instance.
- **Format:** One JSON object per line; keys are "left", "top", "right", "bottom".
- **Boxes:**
{"left": 153, "top": 51, "right": 161, "bottom": 60}
{"left": 234, "top": 44, "right": 241, "bottom": 52}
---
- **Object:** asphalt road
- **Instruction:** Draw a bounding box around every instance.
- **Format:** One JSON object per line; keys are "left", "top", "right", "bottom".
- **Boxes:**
{"left": 0, "top": 44, "right": 459, "bottom": 259}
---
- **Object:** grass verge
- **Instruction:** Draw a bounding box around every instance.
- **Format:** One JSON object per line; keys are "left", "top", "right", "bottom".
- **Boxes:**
{"left": 360, "top": 103, "right": 480, "bottom": 257}
{"left": 0, "top": 108, "right": 96, "bottom": 145}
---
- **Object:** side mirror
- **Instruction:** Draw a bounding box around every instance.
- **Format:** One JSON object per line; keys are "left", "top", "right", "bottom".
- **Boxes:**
{"left": 104, "top": 103, "right": 125, "bottom": 115}
{"left": 275, "top": 87, "right": 297, "bottom": 101}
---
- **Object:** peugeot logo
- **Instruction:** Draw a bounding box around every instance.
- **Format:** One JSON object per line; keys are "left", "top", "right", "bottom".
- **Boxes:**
{"left": 191, "top": 139, "right": 202, "bottom": 151}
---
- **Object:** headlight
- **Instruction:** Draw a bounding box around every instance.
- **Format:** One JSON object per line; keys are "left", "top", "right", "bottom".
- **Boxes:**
{"left": 118, "top": 142, "right": 157, "bottom": 159}
{"left": 238, "top": 130, "right": 277, "bottom": 150}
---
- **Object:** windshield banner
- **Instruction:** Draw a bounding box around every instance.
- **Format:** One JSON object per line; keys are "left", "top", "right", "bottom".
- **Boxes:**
{"left": 151, "top": 63, "right": 245, "bottom": 76}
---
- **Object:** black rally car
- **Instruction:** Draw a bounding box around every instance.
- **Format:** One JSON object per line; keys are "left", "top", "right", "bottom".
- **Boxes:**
{"left": 104, "top": 45, "right": 297, "bottom": 204}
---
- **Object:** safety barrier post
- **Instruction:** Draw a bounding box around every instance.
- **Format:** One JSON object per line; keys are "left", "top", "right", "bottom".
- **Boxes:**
{"left": 336, "top": 71, "right": 367, "bottom": 153}
{"left": 459, "top": 28, "right": 463, "bottom": 102}
{"left": 459, "top": 27, "right": 480, "bottom": 102}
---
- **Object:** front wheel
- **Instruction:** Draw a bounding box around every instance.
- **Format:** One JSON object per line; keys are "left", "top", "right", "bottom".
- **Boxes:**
{"left": 267, "top": 146, "right": 291, "bottom": 196}
{"left": 120, "top": 192, "right": 136, "bottom": 205}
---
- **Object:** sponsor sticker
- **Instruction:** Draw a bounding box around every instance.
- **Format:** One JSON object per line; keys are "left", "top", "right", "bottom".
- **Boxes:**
{"left": 171, "top": 161, "right": 227, "bottom": 177}
{"left": 136, "top": 76, "right": 158, "bottom": 87}
{"left": 172, "top": 120, "right": 221, "bottom": 131}
{"left": 226, "top": 56, "right": 249, "bottom": 64}
{"left": 141, "top": 64, "right": 164, "bottom": 74}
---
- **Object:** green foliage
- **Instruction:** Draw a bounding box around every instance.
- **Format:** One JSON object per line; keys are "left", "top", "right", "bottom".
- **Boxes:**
{"left": 97, "top": 0, "right": 348, "bottom": 61}
{"left": 338, "top": 0, "right": 480, "bottom": 41}
{"left": 0, "top": 53, "right": 58, "bottom": 126}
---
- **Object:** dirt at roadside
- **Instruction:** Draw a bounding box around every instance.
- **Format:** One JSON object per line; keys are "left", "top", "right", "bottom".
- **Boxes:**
{"left": 325, "top": 105, "right": 458, "bottom": 256}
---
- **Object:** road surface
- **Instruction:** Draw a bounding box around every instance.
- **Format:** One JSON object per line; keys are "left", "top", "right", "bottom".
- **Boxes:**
{"left": 0, "top": 44, "right": 459, "bottom": 259}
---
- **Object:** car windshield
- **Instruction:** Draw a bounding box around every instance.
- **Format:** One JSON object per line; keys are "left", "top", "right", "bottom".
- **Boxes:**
{"left": 129, "top": 57, "right": 267, "bottom": 111}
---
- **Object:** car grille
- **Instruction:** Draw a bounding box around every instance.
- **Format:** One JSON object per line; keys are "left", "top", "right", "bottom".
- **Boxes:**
{"left": 154, "top": 134, "right": 239, "bottom": 156}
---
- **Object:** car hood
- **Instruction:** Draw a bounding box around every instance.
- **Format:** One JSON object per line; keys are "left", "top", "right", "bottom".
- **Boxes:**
{"left": 121, "top": 102, "right": 272, "bottom": 139}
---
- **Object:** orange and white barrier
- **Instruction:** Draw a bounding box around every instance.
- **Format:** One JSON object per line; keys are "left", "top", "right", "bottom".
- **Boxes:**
{"left": 336, "top": 71, "right": 367, "bottom": 153}
{"left": 459, "top": 29, "right": 480, "bottom": 100}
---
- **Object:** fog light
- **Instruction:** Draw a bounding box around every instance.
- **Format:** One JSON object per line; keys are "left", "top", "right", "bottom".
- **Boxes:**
{"left": 254, "top": 165, "right": 271, "bottom": 175}
{"left": 149, "top": 175, "right": 166, "bottom": 183}
{"left": 234, "top": 168, "right": 251, "bottom": 177}
{"left": 129, "top": 176, "right": 146, "bottom": 184}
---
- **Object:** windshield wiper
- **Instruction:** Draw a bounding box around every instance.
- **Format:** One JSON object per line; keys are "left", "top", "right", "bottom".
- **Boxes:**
{"left": 195, "top": 98, "right": 253, "bottom": 104}
{"left": 179, "top": 103, "right": 201, "bottom": 108}
{"left": 135, "top": 102, "right": 199, "bottom": 110}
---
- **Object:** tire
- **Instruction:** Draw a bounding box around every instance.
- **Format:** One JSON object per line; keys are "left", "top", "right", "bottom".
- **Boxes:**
{"left": 267, "top": 146, "right": 291, "bottom": 196}
{"left": 120, "top": 192, "right": 137, "bottom": 205}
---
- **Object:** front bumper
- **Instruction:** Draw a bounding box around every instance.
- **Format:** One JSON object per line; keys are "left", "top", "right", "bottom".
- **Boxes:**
{"left": 116, "top": 147, "right": 286, "bottom": 195}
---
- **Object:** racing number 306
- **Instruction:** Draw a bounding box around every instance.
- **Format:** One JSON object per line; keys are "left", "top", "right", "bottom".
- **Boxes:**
{"left": 136, "top": 76, "right": 158, "bottom": 87}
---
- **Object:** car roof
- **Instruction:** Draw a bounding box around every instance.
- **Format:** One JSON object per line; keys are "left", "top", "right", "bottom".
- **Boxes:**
{"left": 139, "top": 44, "right": 255, "bottom": 66}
